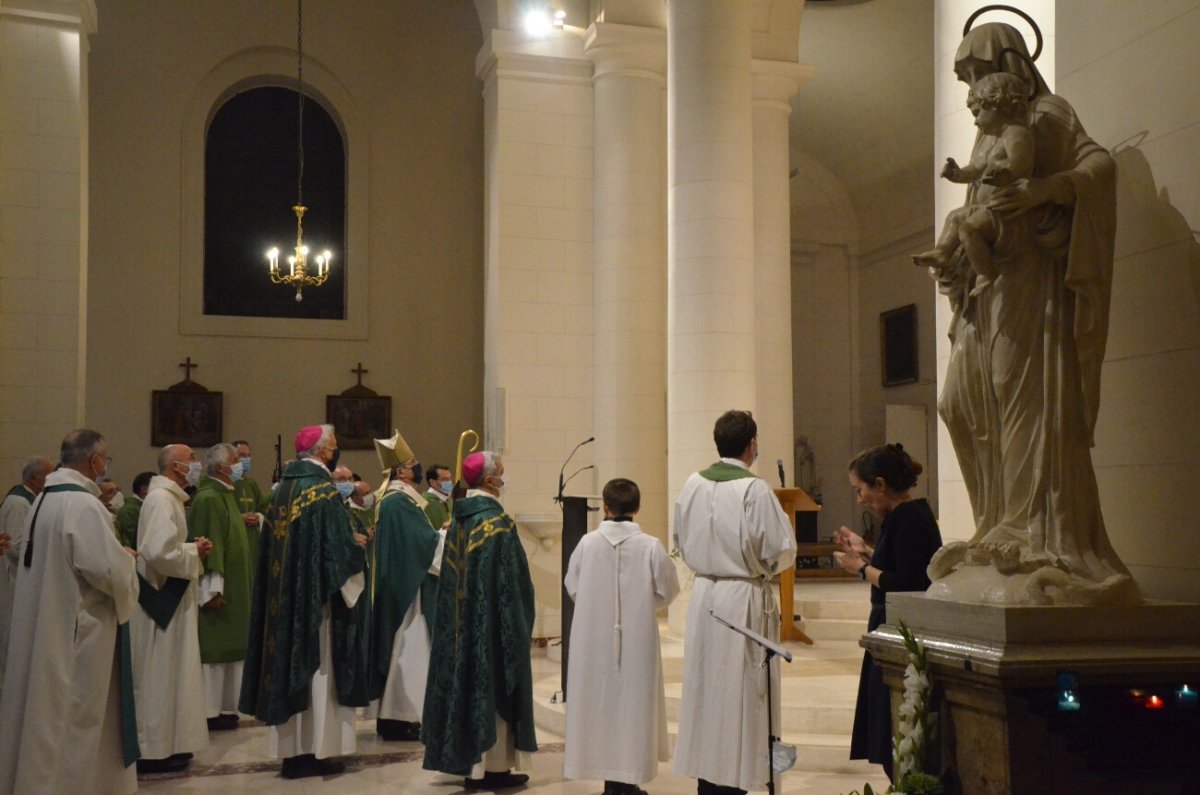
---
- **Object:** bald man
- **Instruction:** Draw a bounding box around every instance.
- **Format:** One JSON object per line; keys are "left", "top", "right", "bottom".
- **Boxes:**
{"left": 131, "top": 444, "right": 213, "bottom": 772}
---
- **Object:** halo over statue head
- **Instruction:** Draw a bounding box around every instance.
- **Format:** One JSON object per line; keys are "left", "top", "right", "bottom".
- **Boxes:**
{"left": 963, "top": 4, "right": 1042, "bottom": 61}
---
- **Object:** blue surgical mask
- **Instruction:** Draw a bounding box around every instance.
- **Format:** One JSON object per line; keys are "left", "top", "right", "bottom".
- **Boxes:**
{"left": 239, "top": 456, "right": 251, "bottom": 474}
{"left": 231, "top": 461, "right": 245, "bottom": 482}
{"left": 336, "top": 481, "right": 355, "bottom": 499}
{"left": 439, "top": 480, "right": 453, "bottom": 496}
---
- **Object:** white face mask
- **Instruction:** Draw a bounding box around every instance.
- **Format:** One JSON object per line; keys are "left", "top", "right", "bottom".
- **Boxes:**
{"left": 492, "top": 473, "right": 509, "bottom": 495}
{"left": 230, "top": 460, "right": 245, "bottom": 482}
{"left": 177, "top": 460, "right": 202, "bottom": 488}
{"left": 108, "top": 491, "right": 125, "bottom": 513}
{"left": 359, "top": 493, "right": 376, "bottom": 510}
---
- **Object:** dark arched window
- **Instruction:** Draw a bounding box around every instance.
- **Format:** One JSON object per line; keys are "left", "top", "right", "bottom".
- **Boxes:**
{"left": 204, "top": 86, "right": 346, "bottom": 318}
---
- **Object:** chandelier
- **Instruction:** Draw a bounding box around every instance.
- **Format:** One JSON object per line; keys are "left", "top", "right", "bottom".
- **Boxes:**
{"left": 266, "top": 0, "right": 332, "bottom": 302}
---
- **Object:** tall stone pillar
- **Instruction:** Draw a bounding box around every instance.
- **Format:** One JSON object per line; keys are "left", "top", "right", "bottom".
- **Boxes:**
{"left": 585, "top": 23, "right": 668, "bottom": 543}
{"left": 0, "top": 0, "right": 95, "bottom": 479}
{"left": 667, "top": 0, "right": 757, "bottom": 507}
{"left": 752, "top": 60, "right": 809, "bottom": 488}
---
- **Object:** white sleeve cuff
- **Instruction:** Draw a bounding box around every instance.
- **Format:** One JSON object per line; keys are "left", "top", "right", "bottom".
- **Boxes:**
{"left": 199, "top": 570, "right": 224, "bottom": 603}
{"left": 341, "top": 571, "right": 366, "bottom": 608}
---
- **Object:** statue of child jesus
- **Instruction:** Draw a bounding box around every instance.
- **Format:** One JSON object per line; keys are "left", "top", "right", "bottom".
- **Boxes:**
{"left": 913, "top": 71, "right": 1034, "bottom": 295}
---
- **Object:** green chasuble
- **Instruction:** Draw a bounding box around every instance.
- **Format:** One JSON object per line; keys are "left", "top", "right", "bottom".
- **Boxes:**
{"left": 699, "top": 460, "right": 759, "bottom": 482}
{"left": 423, "top": 492, "right": 450, "bottom": 530}
{"left": 233, "top": 476, "right": 269, "bottom": 568}
{"left": 421, "top": 494, "right": 537, "bottom": 776}
{"left": 368, "top": 487, "right": 441, "bottom": 701}
{"left": 112, "top": 495, "right": 142, "bottom": 548}
{"left": 190, "top": 476, "right": 252, "bottom": 664}
{"left": 238, "top": 460, "right": 369, "bottom": 724}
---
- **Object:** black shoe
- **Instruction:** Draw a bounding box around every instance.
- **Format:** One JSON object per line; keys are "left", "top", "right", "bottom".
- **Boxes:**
{"left": 281, "top": 754, "right": 346, "bottom": 779}
{"left": 207, "top": 713, "right": 239, "bottom": 731}
{"left": 605, "top": 782, "right": 647, "bottom": 795}
{"left": 377, "top": 718, "right": 422, "bottom": 742}
{"left": 463, "top": 770, "right": 530, "bottom": 790}
{"left": 136, "top": 755, "right": 190, "bottom": 774}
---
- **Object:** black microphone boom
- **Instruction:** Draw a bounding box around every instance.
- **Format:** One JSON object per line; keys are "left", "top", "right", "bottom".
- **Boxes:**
{"left": 556, "top": 436, "right": 595, "bottom": 502}
{"left": 777, "top": 458, "right": 786, "bottom": 488}
{"left": 563, "top": 464, "right": 595, "bottom": 493}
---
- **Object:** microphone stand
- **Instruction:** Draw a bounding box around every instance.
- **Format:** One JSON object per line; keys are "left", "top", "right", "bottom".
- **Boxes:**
{"left": 555, "top": 436, "right": 594, "bottom": 503}
{"left": 710, "top": 609, "right": 793, "bottom": 795}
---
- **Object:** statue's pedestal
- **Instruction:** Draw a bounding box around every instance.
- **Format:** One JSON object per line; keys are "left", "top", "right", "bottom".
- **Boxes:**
{"left": 865, "top": 594, "right": 1200, "bottom": 794}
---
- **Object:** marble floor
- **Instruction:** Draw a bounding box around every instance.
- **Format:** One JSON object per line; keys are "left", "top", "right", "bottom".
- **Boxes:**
{"left": 141, "top": 582, "right": 890, "bottom": 794}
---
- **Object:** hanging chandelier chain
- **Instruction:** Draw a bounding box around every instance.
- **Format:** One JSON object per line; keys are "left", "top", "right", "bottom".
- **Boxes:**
{"left": 296, "top": 0, "right": 304, "bottom": 206}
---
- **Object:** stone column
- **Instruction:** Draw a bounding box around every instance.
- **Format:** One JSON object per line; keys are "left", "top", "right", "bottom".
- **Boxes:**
{"left": 667, "top": 0, "right": 757, "bottom": 506}
{"left": 476, "top": 29, "right": 594, "bottom": 638}
{"left": 0, "top": 0, "right": 95, "bottom": 479}
{"left": 585, "top": 22, "right": 668, "bottom": 543}
{"left": 752, "top": 59, "right": 810, "bottom": 487}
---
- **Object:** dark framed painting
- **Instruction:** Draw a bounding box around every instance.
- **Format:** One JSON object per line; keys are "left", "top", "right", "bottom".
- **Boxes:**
{"left": 326, "top": 395, "right": 392, "bottom": 450}
{"left": 151, "top": 390, "right": 224, "bottom": 447}
{"left": 880, "top": 304, "right": 918, "bottom": 386}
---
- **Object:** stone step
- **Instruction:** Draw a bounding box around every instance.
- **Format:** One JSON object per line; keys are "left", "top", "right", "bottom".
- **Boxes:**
{"left": 798, "top": 616, "right": 870, "bottom": 642}
{"left": 795, "top": 598, "right": 872, "bottom": 621}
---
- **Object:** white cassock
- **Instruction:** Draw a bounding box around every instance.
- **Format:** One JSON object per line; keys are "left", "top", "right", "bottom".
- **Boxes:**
{"left": 132, "top": 475, "right": 209, "bottom": 759}
{"left": 672, "top": 458, "right": 797, "bottom": 792}
{"left": 0, "top": 468, "right": 139, "bottom": 795}
{"left": 563, "top": 520, "right": 680, "bottom": 785}
{"left": 0, "top": 486, "right": 35, "bottom": 690}
{"left": 376, "top": 494, "right": 445, "bottom": 722}
{"left": 269, "top": 572, "right": 366, "bottom": 759}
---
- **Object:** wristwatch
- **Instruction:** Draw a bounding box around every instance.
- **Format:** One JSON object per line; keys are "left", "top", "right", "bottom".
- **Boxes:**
{"left": 858, "top": 562, "right": 869, "bottom": 581}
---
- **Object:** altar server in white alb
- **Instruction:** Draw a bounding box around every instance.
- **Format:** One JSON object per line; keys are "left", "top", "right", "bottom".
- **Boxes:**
{"left": 131, "top": 443, "right": 213, "bottom": 773}
{"left": 0, "top": 429, "right": 140, "bottom": 795}
{"left": 564, "top": 477, "right": 680, "bottom": 795}
{"left": 672, "top": 410, "right": 797, "bottom": 795}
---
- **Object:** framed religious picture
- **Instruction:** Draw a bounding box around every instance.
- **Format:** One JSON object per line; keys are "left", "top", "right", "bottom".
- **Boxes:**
{"left": 326, "top": 395, "right": 391, "bottom": 450}
{"left": 326, "top": 363, "right": 392, "bottom": 449}
{"left": 880, "top": 304, "right": 918, "bottom": 386}
{"left": 151, "top": 389, "right": 224, "bottom": 447}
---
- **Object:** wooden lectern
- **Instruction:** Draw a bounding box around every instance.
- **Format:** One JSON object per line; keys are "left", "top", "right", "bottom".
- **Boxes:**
{"left": 775, "top": 487, "right": 821, "bottom": 644}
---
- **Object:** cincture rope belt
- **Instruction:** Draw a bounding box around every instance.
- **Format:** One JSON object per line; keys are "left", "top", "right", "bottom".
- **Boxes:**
{"left": 697, "top": 573, "right": 778, "bottom": 695}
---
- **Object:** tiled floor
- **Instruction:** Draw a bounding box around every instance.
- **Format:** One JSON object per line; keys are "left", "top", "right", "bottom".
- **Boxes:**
{"left": 141, "top": 582, "right": 890, "bottom": 794}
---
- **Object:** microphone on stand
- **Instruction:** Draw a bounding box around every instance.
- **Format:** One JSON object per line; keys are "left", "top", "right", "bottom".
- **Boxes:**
{"left": 556, "top": 436, "right": 595, "bottom": 502}
{"left": 563, "top": 464, "right": 595, "bottom": 493}
{"left": 777, "top": 458, "right": 786, "bottom": 488}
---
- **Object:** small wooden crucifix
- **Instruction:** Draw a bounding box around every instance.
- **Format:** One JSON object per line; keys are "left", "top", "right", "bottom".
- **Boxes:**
{"left": 179, "top": 356, "right": 199, "bottom": 381}
{"left": 352, "top": 362, "right": 368, "bottom": 388}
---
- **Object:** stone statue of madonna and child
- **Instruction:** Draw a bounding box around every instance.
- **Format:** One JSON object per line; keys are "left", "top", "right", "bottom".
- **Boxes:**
{"left": 918, "top": 16, "right": 1140, "bottom": 607}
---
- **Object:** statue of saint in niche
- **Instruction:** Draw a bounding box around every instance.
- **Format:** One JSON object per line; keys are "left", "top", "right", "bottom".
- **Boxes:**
{"left": 924, "top": 14, "right": 1140, "bottom": 605}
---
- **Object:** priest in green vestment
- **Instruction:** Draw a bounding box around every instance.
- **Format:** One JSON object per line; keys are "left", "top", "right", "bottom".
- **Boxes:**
{"left": 422, "top": 464, "right": 453, "bottom": 530}
{"left": 112, "top": 471, "right": 153, "bottom": 548}
{"left": 422, "top": 450, "right": 536, "bottom": 789}
{"left": 367, "top": 431, "right": 443, "bottom": 742}
{"left": 190, "top": 444, "right": 252, "bottom": 731}
{"left": 231, "top": 439, "right": 269, "bottom": 567}
{"left": 238, "top": 424, "right": 369, "bottom": 780}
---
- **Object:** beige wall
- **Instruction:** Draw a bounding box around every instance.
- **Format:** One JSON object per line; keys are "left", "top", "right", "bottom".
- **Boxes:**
{"left": 1057, "top": 0, "right": 1200, "bottom": 601}
{"left": 0, "top": 4, "right": 90, "bottom": 483}
{"left": 85, "top": 0, "right": 484, "bottom": 484}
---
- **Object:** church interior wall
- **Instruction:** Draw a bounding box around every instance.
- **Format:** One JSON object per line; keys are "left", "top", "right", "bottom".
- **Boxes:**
{"left": 82, "top": 0, "right": 485, "bottom": 484}
{"left": 1056, "top": 0, "right": 1200, "bottom": 602}
{"left": 0, "top": 11, "right": 87, "bottom": 483}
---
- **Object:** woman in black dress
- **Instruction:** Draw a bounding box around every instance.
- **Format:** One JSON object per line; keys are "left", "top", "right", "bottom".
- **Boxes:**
{"left": 834, "top": 444, "right": 942, "bottom": 782}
